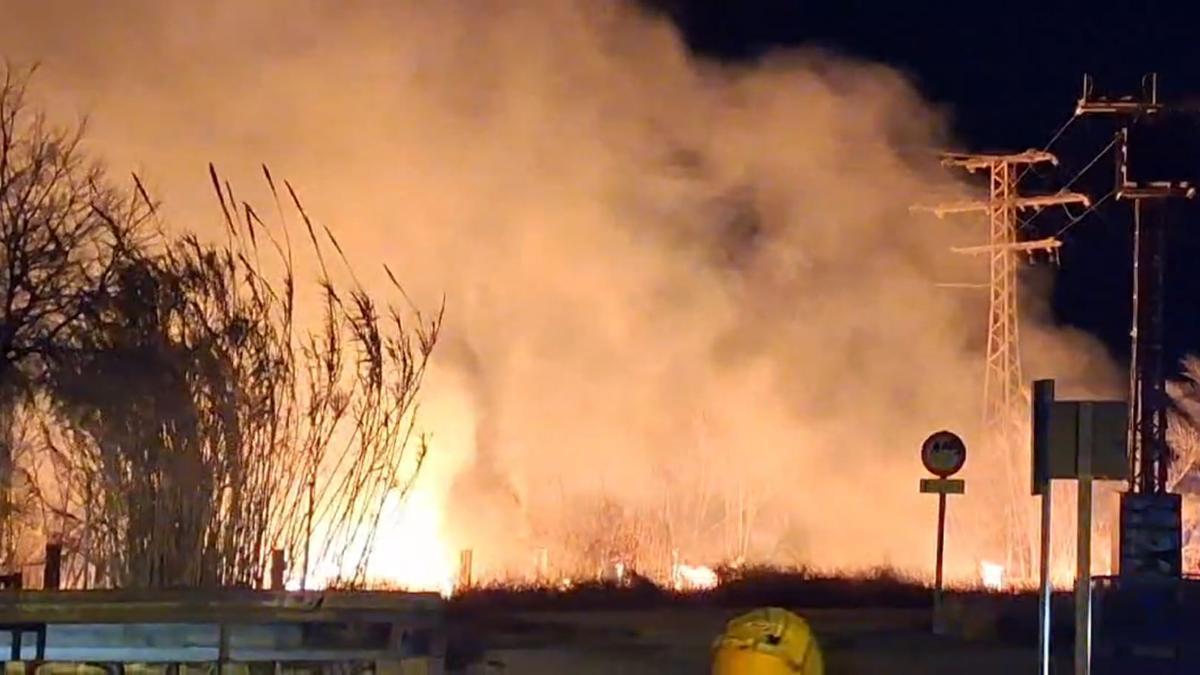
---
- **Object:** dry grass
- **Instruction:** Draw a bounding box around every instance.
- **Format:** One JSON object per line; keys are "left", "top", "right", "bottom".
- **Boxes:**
{"left": 447, "top": 565, "right": 1087, "bottom": 653}
{"left": 454, "top": 565, "right": 996, "bottom": 611}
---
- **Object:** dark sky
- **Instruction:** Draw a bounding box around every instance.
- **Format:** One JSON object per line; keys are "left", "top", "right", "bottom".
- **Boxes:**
{"left": 651, "top": 1, "right": 1200, "bottom": 374}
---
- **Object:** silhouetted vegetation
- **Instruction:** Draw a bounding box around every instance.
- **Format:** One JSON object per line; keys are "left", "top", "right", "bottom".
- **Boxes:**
{"left": 451, "top": 566, "right": 932, "bottom": 611}
{"left": 0, "top": 63, "right": 441, "bottom": 588}
{"left": 0, "top": 62, "right": 152, "bottom": 569}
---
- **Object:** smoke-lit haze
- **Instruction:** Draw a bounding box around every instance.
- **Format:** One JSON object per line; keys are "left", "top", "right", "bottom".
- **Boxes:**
{"left": 0, "top": 0, "right": 1121, "bottom": 583}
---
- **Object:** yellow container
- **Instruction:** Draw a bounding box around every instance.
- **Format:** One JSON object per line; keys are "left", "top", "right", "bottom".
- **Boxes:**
{"left": 711, "top": 607, "right": 823, "bottom": 675}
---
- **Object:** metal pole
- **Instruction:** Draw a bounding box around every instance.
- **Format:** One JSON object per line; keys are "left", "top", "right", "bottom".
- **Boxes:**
{"left": 1039, "top": 480, "right": 1053, "bottom": 675}
{"left": 934, "top": 491, "right": 947, "bottom": 635}
{"left": 219, "top": 623, "right": 230, "bottom": 672}
{"left": 1076, "top": 403, "right": 1094, "bottom": 675}
{"left": 34, "top": 625, "right": 45, "bottom": 661}
{"left": 1032, "top": 379, "right": 1055, "bottom": 675}
{"left": 1129, "top": 196, "right": 1146, "bottom": 493}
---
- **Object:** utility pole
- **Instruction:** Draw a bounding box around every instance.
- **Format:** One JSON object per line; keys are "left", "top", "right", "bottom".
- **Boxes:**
{"left": 1076, "top": 73, "right": 1191, "bottom": 673}
{"left": 921, "top": 151, "right": 1089, "bottom": 578}
{"left": 1074, "top": 73, "right": 1193, "bottom": 497}
{"left": 1121, "top": 178, "right": 1193, "bottom": 496}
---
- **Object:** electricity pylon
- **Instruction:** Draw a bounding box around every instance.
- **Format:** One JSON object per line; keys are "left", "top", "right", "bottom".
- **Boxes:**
{"left": 1075, "top": 73, "right": 1195, "bottom": 496}
{"left": 921, "top": 150, "right": 1089, "bottom": 576}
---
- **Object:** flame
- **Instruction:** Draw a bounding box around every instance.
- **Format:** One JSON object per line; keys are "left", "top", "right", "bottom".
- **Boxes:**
{"left": 360, "top": 366, "right": 473, "bottom": 597}
{"left": 367, "top": 488, "right": 457, "bottom": 597}
{"left": 278, "top": 368, "right": 475, "bottom": 597}
{"left": 980, "top": 560, "right": 1005, "bottom": 590}
{"left": 673, "top": 563, "right": 719, "bottom": 591}
{"left": 283, "top": 488, "right": 456, "bottom": 597}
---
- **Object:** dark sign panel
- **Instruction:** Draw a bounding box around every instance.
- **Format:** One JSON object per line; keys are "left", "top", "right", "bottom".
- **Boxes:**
{"left": 1119, "top": 492, "right": 1183, "bottom": 579}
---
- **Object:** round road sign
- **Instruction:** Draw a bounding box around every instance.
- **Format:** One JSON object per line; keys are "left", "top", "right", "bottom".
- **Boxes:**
{"left": 921, "top": 430, "right": 967, "bottom": 478}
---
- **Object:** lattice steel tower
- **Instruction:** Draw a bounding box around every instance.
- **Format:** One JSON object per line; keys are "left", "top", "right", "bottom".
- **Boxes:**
{"left": 929, "top": 152, "right": 1089, "bottom": 447}
{"left": 923, "top": 152, "right": 1088, "bottom": 573}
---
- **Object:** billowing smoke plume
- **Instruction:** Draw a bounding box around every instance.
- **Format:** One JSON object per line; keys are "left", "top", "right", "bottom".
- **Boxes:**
{"left": 0, "top": 0, "right": 1120, "bottom": 582}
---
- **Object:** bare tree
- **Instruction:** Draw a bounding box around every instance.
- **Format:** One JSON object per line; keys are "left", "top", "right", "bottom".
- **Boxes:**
{"left": 35, "top": 167, "right": 439, "bottom": 588}
{"left": 0, "top": 62, "right": 147, "bottom": 569}
{"left": 555, "top": 494, "right": 669, "bottom": 581}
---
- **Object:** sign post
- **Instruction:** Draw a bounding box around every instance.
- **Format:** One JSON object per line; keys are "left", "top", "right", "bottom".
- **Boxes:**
{"left": 920, "top": 430, "right": 967, "bottom": 635}
{"left": 1032, "top": 379, "right": 1055, "bottom": 675}
{"left": 1031, "top": 379, "right": 1129, "bottom": 675}
{"left": 1075, "top": 402, "right": 1094, "bottom": 675}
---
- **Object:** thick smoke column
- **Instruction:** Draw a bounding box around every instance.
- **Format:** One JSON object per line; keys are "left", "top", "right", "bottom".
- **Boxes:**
{"left": 0, "top": 0, "right": 1119, "bottom": 582}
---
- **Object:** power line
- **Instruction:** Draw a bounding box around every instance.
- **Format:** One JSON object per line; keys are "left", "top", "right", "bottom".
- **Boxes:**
{"left": 1061, "top": 135, "right": 1120, "bottom": 192}
{"left": 1014, "top": 114, "right": 1120, "bottom": 244}
{"left": 1017, "top": 113, "right": 1078, "bottom": 183}
{"left": 1011, "top": 111, "right": 1111, "bottom": 236}
{"left": 1005, "top": 135, "right": 1117, "bottom": 242}
{"left": 1054, "top": 189, "right": 1115, "bottom": 237}
{"left": 1042, "top": 113, "right": 1079, "bottom": 153}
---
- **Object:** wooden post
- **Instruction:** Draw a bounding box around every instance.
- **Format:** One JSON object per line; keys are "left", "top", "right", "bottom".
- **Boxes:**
{"left": 43, "top": 542, "right": 62, "bottom": 590}
{"left": 270, "top": 549, "right": 286, "bottom": 590}
{"left": 457, "top": 549, "right": 473, "bottom": 591}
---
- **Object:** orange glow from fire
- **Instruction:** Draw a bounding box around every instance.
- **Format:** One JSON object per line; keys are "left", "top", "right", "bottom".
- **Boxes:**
{"left": 3, "top": 0, "right": 1148, "bottom": 593}
{"left": 366, "top": 488, "right": 457, "bottom": 597}
{"left": 284, "top": 487, "right": 457, "bottom": 597}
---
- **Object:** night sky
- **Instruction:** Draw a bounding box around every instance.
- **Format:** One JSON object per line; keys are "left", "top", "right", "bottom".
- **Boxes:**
{"left": 651, "top": 1, "right": 1200, "bottom": 374}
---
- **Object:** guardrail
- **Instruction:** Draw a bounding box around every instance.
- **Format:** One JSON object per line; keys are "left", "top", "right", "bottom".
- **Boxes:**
{"left": 0, "top": 589, "right": 446, "bottom": 671}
